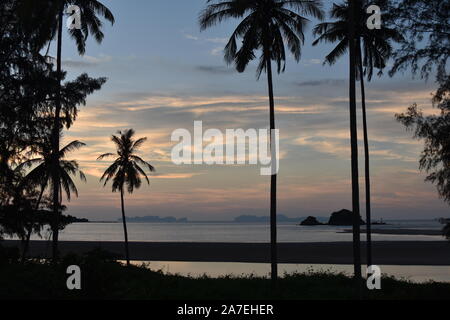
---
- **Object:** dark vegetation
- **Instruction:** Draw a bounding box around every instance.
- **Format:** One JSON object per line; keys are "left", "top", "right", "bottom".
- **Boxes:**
{"left": 1, "top": 246, "right": 450, "bottom": 300}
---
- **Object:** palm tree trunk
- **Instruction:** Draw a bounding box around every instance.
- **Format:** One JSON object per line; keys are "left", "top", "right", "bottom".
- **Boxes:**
{"left": 357, "top": 41, "right": 373, "bottom": 267}
{"left": 348, "top": 0, "right": 362, "bottom": 298}
{"left": 120, "top": 188, "right": 130, "bottom": 266}
{"left": 51, "top": 5, "right": 63, "bottom": 261}
{"left": 21, "top": 183, "right": 46, "bottom": 262}
{"left": 266, "top": 58, "right": 278, "bottom": 283}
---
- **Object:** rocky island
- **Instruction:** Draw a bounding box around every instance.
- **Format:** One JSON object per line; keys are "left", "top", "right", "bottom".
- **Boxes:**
{"left": 299, "top": 216, "right": 324, "bottom": 226}
{"left": 299, "top": 209, "right": 366, "bottom": 226}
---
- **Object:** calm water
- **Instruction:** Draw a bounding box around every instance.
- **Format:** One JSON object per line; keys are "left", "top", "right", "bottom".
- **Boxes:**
{"left": 21, "top": 220, "right": 449, "bottom": 282}
{"left": 43, "top": 219, "right": 443, "bottom": 243}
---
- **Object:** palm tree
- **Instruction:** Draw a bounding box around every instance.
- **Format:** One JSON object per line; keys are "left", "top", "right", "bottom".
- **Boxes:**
{"left": 312, "top": 0, "right": 402, "bottom": 268}
{"left": 19, "top": 139, "right": 87, "bottom": 258}
{"left": 199, "top": 0, "right": 324, "bottom": 282}
{"left": 98, "top": 129, "right": 155, "bottom": 266}
{"left": 43, "top": 0, "right": 114, "bottom": 259}
{"left": 312, "top": 0, "right": 361, "bottom": 295}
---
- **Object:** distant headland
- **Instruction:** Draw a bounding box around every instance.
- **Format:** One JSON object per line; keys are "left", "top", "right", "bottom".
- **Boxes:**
{"left": 118, "top": 215, "right": 322, "bottom": 223}
{"left": 120, "top": 216, "right": 188, "bottom": 223}
{"left": 67, "top": 216, "right": 89, "bottom": 223}
{"left": 111, "top": 211, "right": 378, "bottom": 225}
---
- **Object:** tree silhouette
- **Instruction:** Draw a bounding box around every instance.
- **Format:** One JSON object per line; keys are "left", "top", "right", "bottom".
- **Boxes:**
{"left": 19, "top": 138, "right": 87, "bottom": 257}
{"left": 199, "top": 0, "right": 324, "bottom": 283}
{"left": 312, "top": 0, "right": 401, "bottom": 268}
{"left": 389, "top": 0, "right": 449, "bottom": 208}
{"left": 396, "top": 80, "right": 450, "bottom": 204}
{"left": 98, "top": 129, "right": 155, "bottom": 266}
{"left": 311, "top": 0, "right": 361, "bottom": 296}
{"left": 20, "top": 139, "right": 87, "bottom": 203}
{"left": 387, "top": 0, "right": 448, "bottom": 86}
{"left": 32, "top": 0, "right": 114, "bottom": 260}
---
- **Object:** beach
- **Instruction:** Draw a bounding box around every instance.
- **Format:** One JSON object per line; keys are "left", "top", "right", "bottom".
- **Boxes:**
{"left": 5, "top": 240, "right": 450, "bottom": 266}
{"left": 341, "top": 229, "right": 443, "bottom": 236}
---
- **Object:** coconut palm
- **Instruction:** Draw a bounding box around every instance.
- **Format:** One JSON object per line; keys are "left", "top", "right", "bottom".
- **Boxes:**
{"left": 20, "top": 139, "right": 86, "bottom": 204}
{"left": 19, "top": 139, "right": 87, "bottom": 258}
{"left": 312, "top": 0, "right": 402, "bottom": 268}
{"left": 98, "top": 129, "right": 155, "bottom": 266}
{"left": 199, "top": 0, "right": 324, "bottom": 282}
{"left": 41, "top": 0, "right": 114, "bottom": 259}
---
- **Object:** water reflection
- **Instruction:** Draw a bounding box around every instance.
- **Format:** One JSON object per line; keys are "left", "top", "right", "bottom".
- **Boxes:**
{"left": 123, "top": 261, "right": 450, "bottom": 283}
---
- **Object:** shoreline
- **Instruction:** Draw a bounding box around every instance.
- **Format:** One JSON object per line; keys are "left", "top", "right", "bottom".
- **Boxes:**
{"left": 341, "top": 229, "right": 443, "bottom": 236}
{"left": 3, "top": 240, "right": 450, "bottom": 266}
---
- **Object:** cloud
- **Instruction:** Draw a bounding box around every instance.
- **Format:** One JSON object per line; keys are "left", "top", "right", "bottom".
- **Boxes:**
{"left": 210, "top": 47, "right": 223, "bottom": 56}
{"left": 296, "top": 79, "right": 346, "bottom": 87}
{"left": 60, "top": 78, "right": 448, "bottom": 220}
{"left": 307, "top": 58, "right": 322, "bottom": 64}
{"left": 183, "top": 32, "right": 227, "bottom": 45}
{"left": 182, "top": 32, "right": 228, "bottom": 56}
{"left": 205, "top": 37, "right": 228, "bottom": 44}
{"left": 183, "top": 33, "right": 199, "bottom": 41}
{"left": 62, "top": 54, "right": 112, "bottom": 68}
{"left": 152, "top": 173, "right": 202, "bottom": 179}
{"left": 301, "top": 58, "right": 324, "bottom": 66}
{"left": 194, "top": 65, "right": 234, "bottom": 75}
{"left": 63, "top": 60, "right": 96, "bottom": 68}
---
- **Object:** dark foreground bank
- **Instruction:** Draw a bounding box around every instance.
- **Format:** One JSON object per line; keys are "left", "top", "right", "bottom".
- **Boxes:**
{"left": 4, "top": 240, "right": 450, "bottom": 265}
{"left": 1, "top": 247, "right": 450, "bottom": 300}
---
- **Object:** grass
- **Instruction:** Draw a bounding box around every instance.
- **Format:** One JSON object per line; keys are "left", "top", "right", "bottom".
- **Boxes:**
{"left": 1, "top": 247, "right": 450, "bottom": 300}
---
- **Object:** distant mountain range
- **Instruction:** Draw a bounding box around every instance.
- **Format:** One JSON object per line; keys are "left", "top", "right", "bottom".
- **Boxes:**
{"left": 233, "top": 215, "right": 328, "bottom": 223}
{"left": 116, "top": 215, "right": 330, "bottom": 223}
{"left": 119, "top": 216, "right": 188, "bottom": 223}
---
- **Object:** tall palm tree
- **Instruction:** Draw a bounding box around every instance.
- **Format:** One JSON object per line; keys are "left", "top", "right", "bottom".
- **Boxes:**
{"left": 199, "top": 0, "right": 324, "bottom": 282}
{"left": 312, "top": 0, "right": 361, "bottom": 295}
{"left": 312, "top": 0, "right": 402, "bottom": 268}
{"left": 43, "top": 0, "right": 114, "bottom": 259}
{"left": 19, "top": 139, "right": 87, "bottom": 258}
{"left": 98, "top": 129, "right": 155, "bottom": 266}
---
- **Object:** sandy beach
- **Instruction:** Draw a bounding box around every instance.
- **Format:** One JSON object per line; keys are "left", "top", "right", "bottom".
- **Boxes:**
{"left": 4, "top": 240, "right": 450, "bottom": 266}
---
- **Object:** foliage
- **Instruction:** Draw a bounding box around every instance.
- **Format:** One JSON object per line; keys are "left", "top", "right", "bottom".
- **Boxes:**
{"left": 0, "top": 0, "right": 107, "bottom": 246}
{"left": 98, "top": 129, "right": 155, "bottom": 193}
{"left": 391, "top": 0, "right": 449, "bottom": 203}
{"left": 387, "top": 0, "right": 449, "bottom": 84}
{"left": 20, "top": 139, "right": 87, "bottom": 202}
{"left": 1, "top": 251, "right": 450, "bottom": 299}
{"left": 199, "top": 0, "right": 324, "bottom": 78}
{"left": 312, "top": 0, "right": 402, "bottom": 79}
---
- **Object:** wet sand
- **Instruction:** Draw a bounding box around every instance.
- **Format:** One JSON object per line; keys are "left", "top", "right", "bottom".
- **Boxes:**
{"left": 341, "top": 229, "right": 442, "bottom": 236}
{"left": 4, "top": 240, "right": 450, "bottom": 265}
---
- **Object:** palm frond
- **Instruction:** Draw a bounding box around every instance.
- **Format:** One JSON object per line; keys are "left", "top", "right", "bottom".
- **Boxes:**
{"left": 98, "top": 129, "right": 155, "bottom": 194}
{"left": 59, "top": 140, "right": 86, "bottom": 157}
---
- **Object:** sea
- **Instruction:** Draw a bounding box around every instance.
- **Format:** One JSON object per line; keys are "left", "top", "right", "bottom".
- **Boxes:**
{"left": 20, "top": 219, "right": 450, "bottom": 283}
{"left": 49, "top": 219, "right": 443, "bottom": 243}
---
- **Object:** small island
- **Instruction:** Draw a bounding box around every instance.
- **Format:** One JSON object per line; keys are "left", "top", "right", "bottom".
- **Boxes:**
{"left": 328, "top": 209, "right": 365, "bottom": 226}
{"left": 300, "top": 216, "right": 324, "bottom": 226}
{"left": 299, "top": 209, "right": 366, "bottom": 226}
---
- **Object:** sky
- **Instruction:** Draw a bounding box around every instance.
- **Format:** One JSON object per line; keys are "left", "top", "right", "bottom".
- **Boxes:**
{"left": 51, "top": 0, "right": 448, "bottom": 221}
